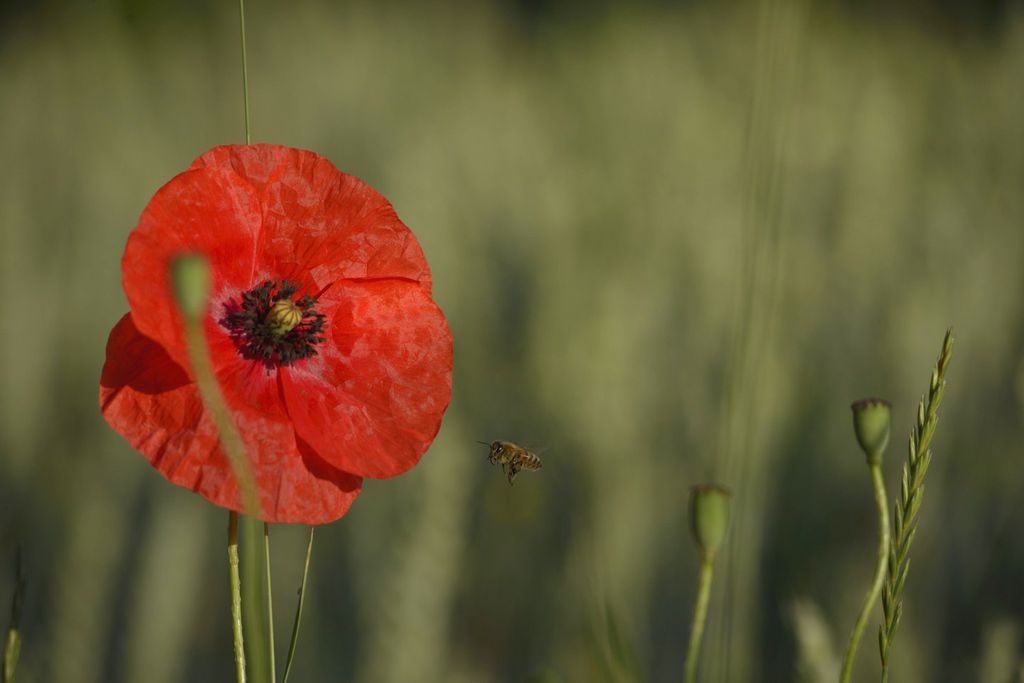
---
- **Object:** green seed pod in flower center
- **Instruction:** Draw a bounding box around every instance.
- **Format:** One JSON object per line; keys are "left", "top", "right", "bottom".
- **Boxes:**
{"left": 851, "top": 398, "right": 891, "bottom": 465}
{"left": 690, "top": 484, "right": 732, "bottom": 560}
{"left": 265, "top": 298, "right": 304, "bottom": 338}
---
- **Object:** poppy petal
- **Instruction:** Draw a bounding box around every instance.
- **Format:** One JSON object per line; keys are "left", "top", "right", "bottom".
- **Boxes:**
{"left": 191, "top": 145, "right": 431, "bottom": 291}
{"left": 100, "top": 313, "right": 362, "bottom": 524}
{"left": 122, "top": 166, "right": 263, "bottom": 373}
{"left": 279, "top": 279, "right": 453, "bottom": 479}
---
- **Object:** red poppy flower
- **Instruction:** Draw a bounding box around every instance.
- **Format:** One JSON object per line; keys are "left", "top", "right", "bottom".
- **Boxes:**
{"left": 100, "top": 144, "right": 453, "bottom": 524}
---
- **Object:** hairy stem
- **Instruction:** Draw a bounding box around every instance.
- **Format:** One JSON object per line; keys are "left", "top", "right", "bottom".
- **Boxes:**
{"left": 182, "top": 318, "right": 260, "bottom": 517}
{"left": 684, "top": 555, "right": 715, "bottom": 683}
{"left": 839, "top": 462, "right": 890, "bottom": 683}
{"left": 229, "top": 512, "right": 247, "bottom": 683}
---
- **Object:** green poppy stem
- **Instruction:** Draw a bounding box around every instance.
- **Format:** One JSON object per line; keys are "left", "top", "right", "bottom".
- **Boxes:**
{"left": 683, "top": 554, "right": 715, "bottom": 683}
{"left": 264, "top": 523, "right": 276, "bottom": 683}
{"left": 173, "top": 254, "right": 268, "bottom": 682}
{"left": 282, "top": 527, "right": 315, "bottom": 683}
{"left": 228, "top": 512, "right": 247, "bottom": 683}
{"left": 240, "top": 517, "right": 269, "bottom": 683}
{"left": 839, "top": 462, "right": 889, "bottom": 683}
{"left": 169, "top": 224, "right": 262, "bottom": 517}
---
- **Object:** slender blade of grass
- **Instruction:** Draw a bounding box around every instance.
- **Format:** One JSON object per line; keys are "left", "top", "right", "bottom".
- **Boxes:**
{"left": 264, "top": 523, "right": 276, "bottom": 683}
{"left": 281, "top": 527, "right": 315, "bottom": 683}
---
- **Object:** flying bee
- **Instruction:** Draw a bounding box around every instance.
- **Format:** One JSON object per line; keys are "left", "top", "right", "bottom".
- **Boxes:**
{"left": 477, "top": 440, "right": 543, "bottom": 486}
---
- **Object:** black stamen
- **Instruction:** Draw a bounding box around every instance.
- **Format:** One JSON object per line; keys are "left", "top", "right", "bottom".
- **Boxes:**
{"left": 221, "top": 279, "right": 327, "bottom": 367}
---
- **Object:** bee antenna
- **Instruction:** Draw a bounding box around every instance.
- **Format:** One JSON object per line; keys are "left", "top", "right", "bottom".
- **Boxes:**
{"left": 475, "top": 440, "right": 491, "bottom": 446}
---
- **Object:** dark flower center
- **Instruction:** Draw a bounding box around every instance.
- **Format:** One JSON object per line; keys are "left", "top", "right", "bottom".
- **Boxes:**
{"left": 221, "top": 280, "right": 326, "bottom": 367}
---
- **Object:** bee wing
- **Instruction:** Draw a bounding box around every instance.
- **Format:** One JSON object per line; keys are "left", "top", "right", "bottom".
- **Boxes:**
{"left": 534, "top": 440, "right": 554, "bottom": 455}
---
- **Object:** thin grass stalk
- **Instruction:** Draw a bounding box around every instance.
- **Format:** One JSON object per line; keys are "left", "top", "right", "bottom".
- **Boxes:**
{"left": 264, "top": 524, "right": 276, "bottom": 683}
{"left": 878, "top": 329, "right": 954, "bottom": 681}
{"left": 281, "top": 527, "right": 314, "bottom": 683}
{"left": 238, "top": 0, "right": 251, "bottom": 145}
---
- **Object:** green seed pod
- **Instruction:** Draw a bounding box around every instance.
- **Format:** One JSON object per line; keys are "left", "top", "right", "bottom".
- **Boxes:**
{"left": 851, "top": 398, "right": 891, "bottom": 465}
{"left": 170, "top": 253, "right": 211, "bottom": 322}
{"left": 265, "top": 298, "right": 303, "bottom": 337}
{"left": 690, "top": 484, "right": 732, "bottom": 560}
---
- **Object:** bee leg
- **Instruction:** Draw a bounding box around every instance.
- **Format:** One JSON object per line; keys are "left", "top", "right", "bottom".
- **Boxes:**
{"left": 507, "top": 463, "right": 519, "bottom": 486}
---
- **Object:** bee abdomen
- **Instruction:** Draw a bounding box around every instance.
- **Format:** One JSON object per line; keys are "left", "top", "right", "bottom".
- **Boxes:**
{"left": 520, "top": 455, "right": 543, "bottom": 470}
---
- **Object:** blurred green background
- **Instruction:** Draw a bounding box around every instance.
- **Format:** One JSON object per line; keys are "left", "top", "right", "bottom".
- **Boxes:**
{"left": 2, "top": 0, "right": 1024, "bottom": 681}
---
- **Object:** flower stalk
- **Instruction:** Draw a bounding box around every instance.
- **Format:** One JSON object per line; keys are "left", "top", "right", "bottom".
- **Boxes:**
{"left": 838, "top": 463, "right": 889, "bottom": 682}
{"left": 684, "top": 556, "right": 715, "bottom": 683}
{"left": 228, "top": 513, "right": 247, "bottom": 683}
{"left": 171, "top": 255, "right": 260, "bottom": 517}
{"left": 839, "top": 400, "right": 892, "bottom": 683}
{"left": 684, "top": 484, "right": 731, "bottom": 683}
{"left": 171, "top": 254, "right": 269, "bottom": 682}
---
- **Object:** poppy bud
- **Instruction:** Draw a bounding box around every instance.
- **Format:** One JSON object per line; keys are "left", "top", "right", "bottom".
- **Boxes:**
{"left": 265, "top": 298, "right": 303, "bottom": 337}
{"left": 690, "top": 484, "right": 732, "bottom": 560}
{"left": 170, "top": 253, "right": 210, "bottom": 322}
{"left": 851, "top": 398, "right": 891, "bottom": 465}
